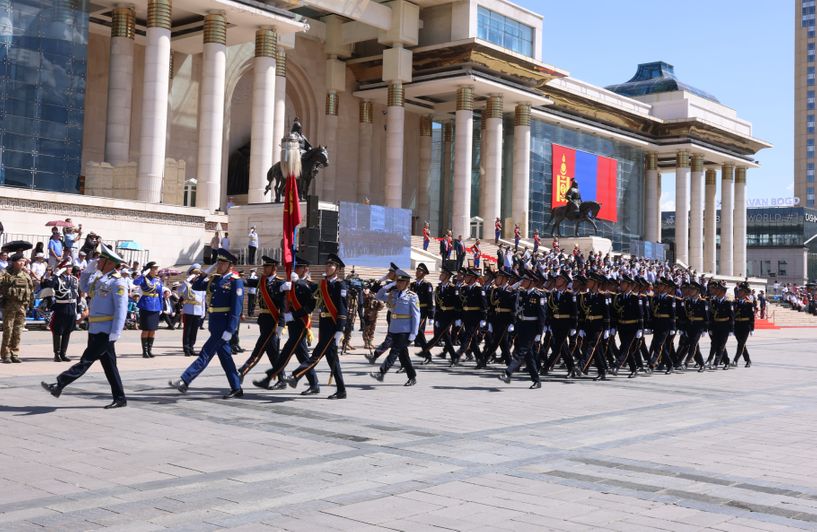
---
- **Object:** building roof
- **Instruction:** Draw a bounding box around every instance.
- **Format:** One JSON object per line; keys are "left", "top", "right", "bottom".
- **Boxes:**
{"left": 605, "top": 61, "right": 720, "bottom": 103}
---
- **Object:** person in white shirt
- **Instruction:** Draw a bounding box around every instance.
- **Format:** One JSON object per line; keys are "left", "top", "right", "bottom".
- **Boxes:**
{"left": 73, "top": 250, "right": 88, "bottom": 270}
{"left": 30, "top": 253, "right": 47, "bottom": 281}
{"left": 247, "top": 227, "right": 259, "bottom": 265}
{"left": 220, "top": 232, "right": 230, "bottom": 251}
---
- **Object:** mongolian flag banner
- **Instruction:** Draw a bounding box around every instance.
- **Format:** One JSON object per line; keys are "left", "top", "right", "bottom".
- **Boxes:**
{"left": 551, "top": 144, "right": 618, "bottom": 222}
{"left": 282, "top": 172, "right": 301, "bottom": 276}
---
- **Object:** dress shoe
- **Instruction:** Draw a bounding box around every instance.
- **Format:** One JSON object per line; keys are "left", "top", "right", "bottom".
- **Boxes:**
{"left": 404, "top": 378, "right": 416, "bottom": 387}
{"left": 142, "top": 353, "right": 150, "bottom": 359}
{"left": 103, "top": 400, "right": 127, "bottom": 409}
{"left": 474, "top": 363, "right": 486, "bottom": 370}
{"left": 697, "top": 365, "right": 705, "bottom": 373}
{"left": 223, "top": 388, "right": 243, "bottom": 399}
{"left": 627, "top": 371, "right": 638, "bottom": 378}
{"left": 53, "top": 355, "right": 61, "bottom": 362}
{"left": 529, "top": 381, "right": 542, "bottom": 389}
{"left": 731, "top": 360, "right": 738, "bottom": 367}
{"left": 369, "top": 371, "right": 385, "bottom": 382}
{"left": 364, "top": 352, "right": 377, "bottom": 364}
{"left": 664, "top": 368, "right": 673, "bottom": 375}
{"left": 272, "top": 379, "right": 288, "bottom": 390}
{"left": 60, "top": 355, "right": 71, "bottom": 362}
{"left": 300, "top": 387, "right": 320, "bottom": 396}
{"left": 435, "top": 353, "right": 446, "bottom": 359}
{"left": 1, "top": 358, "right": 10, "bottom": 364}
{"left": 168, "top": 379, "right": 188, "bottom": 394}
{"left": 10, "top": 357, "right": 21, "bottom": 363}
{"left": 593, "top": 373, "right": 608, "bottom": 382}
{"left": 420, "top": 356, "right": 432, "bottom": 365}
{"left": 745, "top": 361, "right": 752, "bottom": 368}
{"left": 252, "top": 378, "right": 271, "bottom": 390}
{"left": 284, "top": 376, "right": 299, "bottom": 388}
{"left": 396, "top": 367, "right": 405, "bottom": 374}
{"left": 41, "top": 381, "right": 62, "bottom": 398}
{"left": 497, "top": 373, "right": 512, "bottom": 384}
{"left": 722, "top": 364, "right": 730, "bottom": 370}
{"left": 327, "top": 391, "right": 347, "bottom": 400}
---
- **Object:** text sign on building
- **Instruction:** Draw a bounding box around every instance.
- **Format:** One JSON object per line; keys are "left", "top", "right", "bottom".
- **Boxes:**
{"left": 551, "top": 144, "right": 618, "bottom": 222}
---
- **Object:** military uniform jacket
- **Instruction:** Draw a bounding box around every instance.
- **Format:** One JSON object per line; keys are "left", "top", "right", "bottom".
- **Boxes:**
{"left": 411, "top": 278, "right": 434, "bottom": 319}
{"left": 289, "top": 279, "right": 317, "bottom": 324}
{"left": 515, "top": 288, "right": 547, "bottom": 331}
{"left": 547, "top": 289, "right": 578, "bottom": 329}
{"left": 734, "top": 299, "right": 755, "bottom": 330}
{"left": 253, "top": 275, "right": 284, "bottom": 322}
{"left": 1, "top": 269, "right": 34, "bottom": 305}
{"left": 491, "top": 286, "right": 517, "bottom": 321}
{"left": 460, "top": 283, "right": 487, "bottom": 321}
{"left": 376, "top": 284, "right": 421, "bottom": 336}
{"left": 683, "top": 298, "right": 709, "bottom": 330}
{"left": 612, "top": 292, "right": 644, "bottom": 329}
{"left": 640, "top": 294, "right": 653, "bottom": 330}
{"left": 42, "top": 274, "right": 79, "bottom": 316}
{"left": 435, "top": 282, "right": 459, "bottom": 318}
{"left": 193, "top": 272, "right": 243, "bottom": 334}
{"left": 80, "top": 268, "right": 128, "bottom": 337}
{"left": 709, "top": 297, "right": 735, "bottom": 331}
{"left": 651, "top": 294, "right": 677, "bottom": 328}
{"left": 177, "top": 280, "right": 206, "bottom": 316}
{"left": 134, "top": 275, "right": 163, "bottom": 312}
{"left": 318, "top": 277, "right": 347, "bottom": 333}
{"left": 579, "top": 291, "right": 611, "bottom": 331}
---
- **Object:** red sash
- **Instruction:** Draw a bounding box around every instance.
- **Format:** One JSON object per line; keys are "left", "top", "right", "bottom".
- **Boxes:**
{"left": 320, "top": 279, "right": 338, "bottom": 323}
{"left": 288, "top": 286, "right": 310, "bottom": 327}
{"left": 259, "top": 276, "right": 280, "bottom": 322}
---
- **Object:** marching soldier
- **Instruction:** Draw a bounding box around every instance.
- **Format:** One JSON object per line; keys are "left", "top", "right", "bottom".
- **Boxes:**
{"left": 411, "top": 263, "right": 434, "bottom": 355}
{"left": 577, "top": 272, "right": 612, "bottom": 381}
{"left": 678, "top": 281, "right": 708, "bottom": 372}
{"left": 238, "top": 256, "right": 285, "bottom": 382}
{"left": 452, "top": 269, "right": 487, "bottom": 368}
{"left": 732, "top": 282, "right": 754, "bottom": 367}
{"left": 169, "top": 249, "right": 244, "bottom": 398}
{"left": 418, "top": 267, "right": 459, "bottom": 363}
{"left": 41, "top": 245, "right": 129, "bottom": 408}
{"left": 0, "top": 250, "right": 34, "bottom": 363}
{"left": 498, "top": 270, "right": 544, "bottom": 388}
{"left": 707, "top": 280, "right": 734, "bottom": 370}
{"left": 611, "top": 275, "right": 644, "bottom": 378}
{"left": 177, "top": 264, "right": 206, "bottom": 356}
{"left": 485, "top": 270, "right": 517, "bottom": 365}
{"left": 134, "top": 261, "right": 163, "bottom": 358}
{"left": 42, "top": 260, "right": 79, "bottom": 362}
{"left": 285, "top": 253, "right": 348, "bottom": 399}
{"left": 367, "top": 262, "right": 399, "bottom": 363}
{"left": 543, "top": 272, "right": 580, "bottom": 378}
{"left": 370, "top": 269, "right": 420, "bottom": 386}
{"left": 648, "top": 278, "right": 678, "bottom": 374}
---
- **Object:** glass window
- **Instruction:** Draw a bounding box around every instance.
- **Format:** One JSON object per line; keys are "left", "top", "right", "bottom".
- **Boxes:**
{"left": 809, "top": 115, "right": 816, "bottom": 133}
{"left": 477, "top": 6, "right": 535, "bottom": 57}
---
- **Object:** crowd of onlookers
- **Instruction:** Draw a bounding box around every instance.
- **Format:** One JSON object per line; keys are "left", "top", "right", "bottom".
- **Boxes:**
{"left": 775, "top": 282, "right": 817, "bottom": 315}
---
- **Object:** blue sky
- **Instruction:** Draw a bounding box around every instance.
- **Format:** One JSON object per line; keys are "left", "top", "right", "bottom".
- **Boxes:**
{"left": 513, "top": 0, "right": 794, "bottom": 208}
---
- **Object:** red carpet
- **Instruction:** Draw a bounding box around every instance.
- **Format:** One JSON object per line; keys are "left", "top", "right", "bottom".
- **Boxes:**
{"left": 754, "top": 318, "right": 780, "bottom": 330}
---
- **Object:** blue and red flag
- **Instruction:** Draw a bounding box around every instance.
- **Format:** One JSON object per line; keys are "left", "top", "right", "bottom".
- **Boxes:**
{"left": 551, "top": 144, "right": 618, "bottom": 222}
{"left": 282, "top": 171, "right": 301, "bottom": 277}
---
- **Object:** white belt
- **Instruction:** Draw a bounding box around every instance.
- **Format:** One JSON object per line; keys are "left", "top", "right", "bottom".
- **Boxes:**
{"left": 55, "top": 299, "right": 76, "bottom": 304}
{"left": 519, "top": 316, "right": 538, "bottom": 321}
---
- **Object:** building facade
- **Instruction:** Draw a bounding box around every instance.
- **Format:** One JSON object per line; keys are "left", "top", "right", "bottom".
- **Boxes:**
{"left": 797, "top": 0, "right": 817, "bottom": 208}
{"left": 0, "top": 0, "right": 770, "bottom": 272}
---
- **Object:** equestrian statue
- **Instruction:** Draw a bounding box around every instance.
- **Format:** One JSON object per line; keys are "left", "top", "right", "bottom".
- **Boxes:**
{"left": 550, "top": 178, "right": 602, "bottom": 237}
{"left": 266, "top": 118, "right": 329, "bottom": 202}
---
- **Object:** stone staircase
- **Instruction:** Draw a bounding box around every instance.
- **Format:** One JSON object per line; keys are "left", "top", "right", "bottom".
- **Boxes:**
{"left": 767, "top": 303, "right": 817, "bottom": 327}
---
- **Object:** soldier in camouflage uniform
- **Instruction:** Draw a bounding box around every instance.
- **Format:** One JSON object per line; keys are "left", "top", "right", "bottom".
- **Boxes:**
{"left": 1, "top": 252, "right": 34, "bottom": 363}
{"left": 362, "top": 286, "right": 384, "bottom": 350}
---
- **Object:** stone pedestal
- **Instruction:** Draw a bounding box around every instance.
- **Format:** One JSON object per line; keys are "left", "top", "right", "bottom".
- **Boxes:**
{"left": 556, "top": 236, "right": 612, "bottom": 257}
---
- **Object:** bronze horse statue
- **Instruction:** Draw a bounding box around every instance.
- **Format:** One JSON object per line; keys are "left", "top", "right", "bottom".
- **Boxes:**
{"left": 550, "top": 201, "right": 602, "bottom": 237}
{"left": 265, "top": 146, "right": 329, "bottom": 202}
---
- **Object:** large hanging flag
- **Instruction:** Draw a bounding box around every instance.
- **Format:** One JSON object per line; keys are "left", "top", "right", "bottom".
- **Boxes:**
{"left": 282, "top": 139, "right": 302, "bottom": 276}
{"left": 551, "top": 144, "right": 618, "bottom": 222}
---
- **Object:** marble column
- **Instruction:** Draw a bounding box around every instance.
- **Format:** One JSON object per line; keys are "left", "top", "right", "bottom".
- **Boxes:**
{"left": 481, "top": 94, "right": 503, "bottom": 240}
{"left": 452, "top": 86, "right": 474, "bottom": 239}
{"left": 512, "top": 103, "right": 531, "bottom": 237}
{"left": 734, "top": 167, "right": 748, "bottom": 277}
{"left": 644, "top": 153, "right": 658, "bottom": 242}
{"left": 656, "top": 172, "right": 662, "bottom": 241}
{"left": 272, "top": 48, "right": 287, "bottom": 167}
{"left": 384, "top": 82, "right": 405, "bottom": 208}
{"left": 357, "top": 100, "right": 372, "bottom": 202}
{"left": 689, "top": 154, "right": 705, "bottom": 272}
{"left": 323, "top": 91, "right": 338, "bottom": 200}
{"left": 674, "top": 151, "right": 690, "bottom": 265}
{"left": 441, "top": 120, "right": 453, "bottom": 231}
{"left": 248, "top": 27, "right": 277, "bottom": 204}
{"left": 704, "top": 169, "right": 717, "bottom": 273}
{"left": 719, "top": 163, "right": 735, "bottom": 276}
{"left": 104, "top": 5, "right": 134, "bottom": 166}
{"left": 137, "top": 0, "right": 172, "bottom": 203}
{"left": 418, "top": 115, "right": 433, "bottom": 225}
{"left": 195, "top": 12, "right": 226, "bottom": 212}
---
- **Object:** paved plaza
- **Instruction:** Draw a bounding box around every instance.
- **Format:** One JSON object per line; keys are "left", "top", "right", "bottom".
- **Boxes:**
{"left": 1, "top": 326, "right": 817, "bottom": 531}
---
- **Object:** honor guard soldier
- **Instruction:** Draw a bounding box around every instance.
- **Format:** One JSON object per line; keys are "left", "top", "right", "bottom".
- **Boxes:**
{"left": 486, "top": 269, "right": 518, "bottom": 365}
{"left": 169, "top": 249, "right": 244, "bottom": 398}
{"left": 578, "top": 272, "right": 612, "bottom": 380}
{"left": 177, "top": 264, "right": 206, "bottom": 356}
{"left": 258, "top": 256, "right": 320, "bottom": 394}
{"left": 498, "top": 270, "right": 543, "bottom": 388}
{"left": 0, "top": 248, "right": 34, "bottom": 363}
{"left": 648, "top": 278, "right": 678, "bottom": 373}
{"left": 418, "top": 267, "right": 459, "bottom": 363}
{"left": 706, "top": 280, "right": 734, "bottom": 370}
{"left": 410, "top": 263, "right": 434, "bottom": 354}
{"left": 370, "top": 268, "right": 421, "bottom": 386}
{"left": 452, "top": 268, "right": 488, "bottom": 368}
{"left": 543, "top": 271, "right": 580, "bottom": 378}
{"left": 42, "top": 244, "right": 129, "bottom": 408}
{"left": 42, "top": 260, "right": 80, "bottom": 362}
{"left": 134, "top": 261, "right": 163, "bottom": 358}
{"left": 285, "top": 253, "right": 348, "bottom": 399}
{"left": 238, "top": 256, "right": 285, "bottom": 382}
{"left": 731, "top": 282, "right": 754, "bottom": 367}
{"left": 678, "top": 282, "right": 708, "bottom": 372}
{"left": 611, "top": 275, "right": 645, "bottom": 378}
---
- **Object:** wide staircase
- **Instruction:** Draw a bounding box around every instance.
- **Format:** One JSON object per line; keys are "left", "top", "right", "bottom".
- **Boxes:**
{"left": 766, "top": 302, "right": 817, "bottom": 328}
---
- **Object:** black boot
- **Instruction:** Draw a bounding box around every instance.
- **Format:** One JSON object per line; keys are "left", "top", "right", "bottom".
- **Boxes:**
{"left": 141, "top": 338, "right": 150, "bottom": 358}
{"left": 59, "top": 333, "right": 71, "bottom": 361}
{"left": 52, "top": 335, "right": 61, "bottom": 362}
{"left": 147, "top": 338, "right": 155, "bottom": 358}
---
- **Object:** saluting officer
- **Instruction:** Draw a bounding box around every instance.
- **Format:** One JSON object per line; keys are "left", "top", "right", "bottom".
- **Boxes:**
{"left": 410, "top": 263, "right": 434, "bottom": 355}
{"left": 42, "top": 244, "right": 129, "bottom": 409}
{"left": 367, "top": 262, "right": 399, "bottom": 363}
{"left": 498, "top": 270, "right": 544, "bottom": 388}
{"left": 707, "top": 280, "right": 734, "bottom": 370}
{"left": 732, "top": 282, "right": 754, "bottom": 367}
{"left": 177, "top": 264, "right": 206, "bottom": 356}
{"left": 169, "top": 249, "right": 244, "bottom": 398}
{"left": 42, "top": 259, "right": 79, "bottom": 362}
{"left": 452, "top": 268, "right": 488, "bottom": 368}
{"left": 134, "top": 261, "right": 163, "bottom": 358}
{"left": 285, "top": 253, "right": 348, "bottom": 399}
{"left": 238, "top": 256, "right": 285, "bottom": 382}
{"left": 418, "top": 267, "right": 459, "bottom": 363}
{"left": 370, "top": 269, "right": 420, "bottom": 386}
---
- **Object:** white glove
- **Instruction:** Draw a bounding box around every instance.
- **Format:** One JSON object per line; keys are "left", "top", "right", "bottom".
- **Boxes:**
{"left": 455, "top": 319, "right": 462, "bottom": 327}
{"left": 281, "top": 281, "right": 292, "bottom": 292}
{"left": 290, "top": 272, "right": 299, "bottom": 282}
{"left": 204, "top": 263, "right": 216, "bottom": 275}
{"left": 578, "top": 330, "right": 586, "bottom": 338}
{"left": 379, "top": 273, "right": 389, "bottom": 282}
{"left": 750, "top": 331, "right": 754, "bottom": 336}
{"left": 534, "top": 335, "right": 541, "bottom": 342}
{"left": 479, "top": 320, "right": 487, "bottom": 328}
{"left": 221, "top": 331, "right": 233, "bottom": 342}
{"left": 409, "top": 334, "right": 416, "bottom": 342}
{"left": 334, "top": 331, "right": 343, "bottom": 343}
{"left": 108, "top": 333, "right": 120, "bottom": 343}
{"left": 603, "top": 329, "right": 610, "bottom": 339}
{"left": 186, "top": 274, "right": 197, "bottom": 282}
{"left": 569, "top": 329, "right": 577, "bottom": 337}
{"left": 283, "top": 312, "right": 293, "bottom": 323}
{"left": 636, "top": 330, "right": 643, "bottom": 339}
{"left": 508, "top": 324, "right": 515, "bottom": 332}
{"left": 610, "top": 328, "right": 617, "bottom": 336}
{"left": 276, "top": 326, "right": 285, "bottom": 336}
{"left": 434, "top": 321, "right": 439, "bottom": 328}
{"left": 670, "top": 330, "right": 677, "bottom": 336}
{"left": 487, "top": 323, "right": 493, "bottom": 333}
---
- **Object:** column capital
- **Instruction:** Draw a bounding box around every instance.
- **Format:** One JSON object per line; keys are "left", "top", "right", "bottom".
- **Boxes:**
{"left": 325, "top": 91, "right": 339, "bottom": 116}
{"left": 359, "top": 100, "right": 372, "bottom": 123}
{"left": 722, "top": 163, "right": 735, "bottom": 179}
{"left": 735, "top": 166, "right": 747, "bottom": 183}
{"left": 443, "top": 120, "right": 453, "bottom": 142}
{"left": 691, "top": 153, "right": 705, "bottom": 172}
{"left": 486, "top": 94, "right": 503, "bottom": 119}
{"left": 646, "top": 152, "right": 658, "bottom": 171}
{"left": 514, "top": 103, "right": 531, "bottom": 127}
{"left": 203, "top": 12, "right": 226, "bottom": 45}
{"left": 147, "top": 0, "right": 171, "bottom": 30}
{"left": 276, "top": 48, "right": 286, "bottom": 77}
{"left": 387, "top": 82, "right": 404, "bottom": 107}
{"left": 255, "top": 27, "right": 278, "bottom": 58}
{"left": 419, "top": 115, "right": 432, "bottom": 136}
{"left": 676, "top": 150, "right": 691, "bottom": 168}
{"left": 705, "top": 168, "right": 717, "bottom": 185}
{"left": 456, "top": 86, "right": 474, "bottom": 111}
{"left": 111, "top": 5, "right": 135, "bottom": 39}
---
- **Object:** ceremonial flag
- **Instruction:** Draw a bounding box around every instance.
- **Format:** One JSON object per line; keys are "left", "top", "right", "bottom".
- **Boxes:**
{"left": 551, "top": 144, "right": 618, "bottom": 222}
{"left": 282, "top": 168, "right": 301, "bottom": 277}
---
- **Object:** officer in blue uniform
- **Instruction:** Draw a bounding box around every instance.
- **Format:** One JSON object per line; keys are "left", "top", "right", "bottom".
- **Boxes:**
{"left": 41, "top": 244, "right": 129, "bottom": 409}
{"left": 134, "top": 261, "right": 163, "bottom": 358}
{"left": 169, "top": 249, "right": 244, "bottom": 398}
{"left": 369, "top": 268, "right": 421, "bottom": 386}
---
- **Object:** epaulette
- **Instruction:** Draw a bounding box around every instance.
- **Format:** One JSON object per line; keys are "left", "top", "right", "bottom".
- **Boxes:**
{"left": 112, "top": 272, "right": 121, "bottom": 279}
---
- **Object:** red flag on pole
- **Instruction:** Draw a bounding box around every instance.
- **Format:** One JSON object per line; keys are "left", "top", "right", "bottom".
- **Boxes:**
{"left": 282, "top": 163, "right": 301, "bottom": 277}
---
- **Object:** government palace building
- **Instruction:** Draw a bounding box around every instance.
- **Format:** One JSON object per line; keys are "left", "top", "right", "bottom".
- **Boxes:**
{"left": 0, "top": 0, "right": 770, "bottom": 273}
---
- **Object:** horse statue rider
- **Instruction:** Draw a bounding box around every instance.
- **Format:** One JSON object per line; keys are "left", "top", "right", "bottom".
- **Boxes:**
{"left": 266, "top": 118, "right": 330, "bottom": 202}
{"left": 290, "top": 117, "right": 312, "bottom": 154}
{"left": 550, "top": 177, "right": 602, "bottom": 237}
{"left": 564, "top": 178, "right": 582, "bottom": 217}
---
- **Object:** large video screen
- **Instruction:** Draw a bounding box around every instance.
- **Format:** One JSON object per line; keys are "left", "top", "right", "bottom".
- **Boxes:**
{"left": 338, "top": 202, "right": 411, "bottom": 269}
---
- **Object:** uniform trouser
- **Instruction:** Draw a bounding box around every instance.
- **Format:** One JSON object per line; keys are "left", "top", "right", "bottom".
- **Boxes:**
{"left": 240, "top": 313, "right": 280, "bottom": 378}
{"left": 615, "top": 326, "right": 640, "bottom": 372}
{"left": 181, "top": 334, "right": 241, "bottom": 391}
{"left": 1, "top": 303, "right": 26, "bottom": 358}
{"left": 247, "top": 293, "right": 257, "bottom": 316}
{"left": 535, "top": 330, "right": 553, "bottom": 368}
{"left": 486, "top": 316, "right": 513, "bottom": 363}
{"left": 455, "top": 318, "right": 484, "bottom": 364}
{"left": 380, "top": 333, "right": 417, "bottom": 379}
{"left": 545, "top": 324, "right": 577, "bottom": 372}
{"left": 733, "top": 324, "right": 752, "bottom": 363}
{"left": 182, "top": 314, "right": 202, "bottom": 354}
{"left": 372, "top": 332, "right": 394, "bottom": 361}
{"left": 708, "top": 326, "right": 731, "bottom": 366}
{"left": 247, "top": 246, "right": 257, "bottom": 265}
{"left": 56, "top": 333, "right": 125, "bottom": 401}
{"left": 678, "top": 327, "right": 705, "bottom": 367}
{"left": 291, "top": 320, "right": 345, "bottom": 393}
{"left": 648, "top": 323, "right": 675, "bottom": 367}
{"left": 505, "top": 324, "right": 540, "bottom": 383}
{"left": 51, "top": 309, "right": 75, "bottom": 357}
{"left": 266, "top": 321, "right": 318, "bottom": 388}
{"left": 580, "top": 326, "right": 607, "bottom": 374}
{"left": 412, "top": 313, "right": 431, "bottom": 350}
{"left": 424, "top": 314, "right": 457, "bottom": 359}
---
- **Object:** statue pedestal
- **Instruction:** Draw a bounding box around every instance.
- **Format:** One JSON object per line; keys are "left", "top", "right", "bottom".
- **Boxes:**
{"left": 556, "top": 236, "right": 612, "bottom": 256}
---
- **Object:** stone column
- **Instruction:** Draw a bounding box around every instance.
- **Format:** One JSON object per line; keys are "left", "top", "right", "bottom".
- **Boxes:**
{"left": 357, "top": 100, "right": 372, "bottom": 202}
{"left": 674, "top": 151, "right": 690, "bottom": 265}
{"left": 104, "top": 5, "right": 135, "bottom": 166}
{"left": 452, "top": 86, "right": 474, "bottom": 239}
{"left": 734, "top": 167, "right": 748, "bottom": 277}
{"left": 644, "top": 153, "right": 658, "bottom": 242}
{"left": 512, "top": 103, "right": 531, "bottom": 237}
{"left": 384, "top": 82, "right": 405, "bottom": 208}
{"left": 323, "top": 91, "right": 339, "bottom": 200}
{"left": 441, "top": 120, "right": 453, "bottom": 231}
{"left": 689, "top": 154, "right": 704, "bottom": 272}
{"left": 195, "top": 12, "right": 226, "bottom": 212}
{"left": 704, "top": 168, "right": 717, "bottom": 273}
{"left": 418, "top": 115, "right": 433, "bottom": 224}
{"left": 656, "top": 172, "right": 662, "bottom": 241}
{"left": 272, "top": 48, "right": 287, "bottom": 167}
{"left": 137, "top": 0, "right": 172, "bottom": 203}
{"left": 481, "top": 94, "right": 503, "bottom": 240}
{"left": 719, "top": 163, "right": 735, "bottom": 276}
{"left": 248, "top": 27, "right": 277, "bottom": 204}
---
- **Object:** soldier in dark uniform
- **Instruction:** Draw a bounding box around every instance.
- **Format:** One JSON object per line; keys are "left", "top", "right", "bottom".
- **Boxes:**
{"left": 706, "top": 280, "right": 734, "bottom": 370}
{"left": 648, "top": 278, "right": 678, "bottom": 374}
{"left": 611, "top": 275, "right": 644, "bottom": 378}
{"left": 635, "top": 278, "right": 653, "bottom": 370}
{"left": 677, "top": 281, "right": 708, "bottom": 372}
{"left": 601, "top": 277, "right": 621, "bottom": 368}
{"left": 543, "top": 272, "right": 580, "bottom": 378}
{"left": 577, "top": 272, "right": 612, "bottom": 380}
{"left": 410, "top": 263, "right": 434, "bottom": 355}
{"left": 485, "top": 269, "right": 517, "bottom": 365}
{"left": 498, "top": 270, "right": 543, "bottom": 388}
{"left": 285, "top": 253, "right": 348, "bottom": 399}
{"left": 42, "top": 260, "right": 79, "bottom": 362}
{"left": 731, "top": 282, "right": 754, "bottom": 367}
{"left": 451, "top": 269, "right": 487, "bottom": 367}
{"left": 238, "top": 256, "right": 284, "bottom": 385}
{"left": 418, "top": 267, "right": 459, "bottom": 363}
